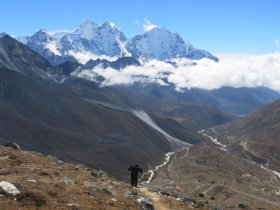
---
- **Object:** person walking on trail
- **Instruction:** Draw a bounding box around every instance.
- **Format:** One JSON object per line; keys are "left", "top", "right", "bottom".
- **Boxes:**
{"left": 128, "top": 164, "right": 143, "bottom": 187}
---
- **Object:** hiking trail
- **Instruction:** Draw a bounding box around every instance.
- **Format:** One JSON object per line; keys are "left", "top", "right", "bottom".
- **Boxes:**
{"left": 139, "top": 187, "right": 170, "bottom": 210}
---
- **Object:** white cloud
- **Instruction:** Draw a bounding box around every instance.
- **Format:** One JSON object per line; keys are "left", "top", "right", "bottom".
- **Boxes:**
{"left": 170, "top": 53, "right": 280, "bottom": 91}
{"left": 143, "top": 18, "right": 158, "bottom": 32}
{"left": 76, "top": 53, "right": 280, "bottom": 92}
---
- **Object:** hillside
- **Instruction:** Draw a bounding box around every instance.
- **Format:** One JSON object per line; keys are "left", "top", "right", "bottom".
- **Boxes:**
{"left": 0, "top": 144, "right": 216, "bottom": 210}
{"left": 0, "top": 145, "right": 140, "bottom": 209}
{"left": 0, "top": 35, "right": 55, "bottom": 79}
{"left": 0, "top": 68, "right": 177, "bottom": 180}
{"left": 149, "top": 143, "right": 280, "bottom": 209}
{"left": 207, "top": 99, "right": 280, "bottom": 173}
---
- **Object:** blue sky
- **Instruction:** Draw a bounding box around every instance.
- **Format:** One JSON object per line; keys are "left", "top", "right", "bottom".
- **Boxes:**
{"left": 1, "top": 0, "right": 279, "bottom": 54}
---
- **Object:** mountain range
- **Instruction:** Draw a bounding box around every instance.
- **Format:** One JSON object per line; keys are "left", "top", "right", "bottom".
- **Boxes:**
{"left": 16, "top": 19, "right": 218, "bottom": 65}
{"left": 0, "top": 35, "right": 208, "bottom": 179}
{"left": 0, "top": 34, "right": 279, "bottom": 178}
{"left": 1, "top": 19, "right": 280, "bottom": 208}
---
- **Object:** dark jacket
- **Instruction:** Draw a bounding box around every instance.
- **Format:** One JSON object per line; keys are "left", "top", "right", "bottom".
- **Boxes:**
{"left": 128, "top": 165, "right": 143, "bottom": 177}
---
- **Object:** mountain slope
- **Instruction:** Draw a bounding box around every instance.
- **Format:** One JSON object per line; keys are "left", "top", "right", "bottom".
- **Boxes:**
{"left": 62, "top": 79, "right": 235, "bottom": 131}
{"left": 126, "top": 27, "right": 218, "bottom": 61}
{"left": 0, "top": 35, "right": 55, "bottom": 79}
{"left": 0, "top": 67, "right": 176, "bottom": 179}
{"left": 210, "top": 87, "right": 280, "bottom": 115}
{"left": 0, "top": 145, "right": 141, "bottom": 209}
{"left": 55, "top": 61, "right": 83, "bottom": 77}
{"left": 207, "top": 98, "right": 280, "bottom": 173}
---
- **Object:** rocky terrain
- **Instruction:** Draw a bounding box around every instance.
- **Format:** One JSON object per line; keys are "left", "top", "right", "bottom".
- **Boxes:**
{"left": 0, "top": 143, "right": 223, "bottom": 210}
{"left": 2, "top": 141, "right": 280, "bottom": 210}
{"left": 149, "top": 143, "right": 280, "bottom": 209}
{"left": 0, "top": 144, "right": 139, "bottom": 209}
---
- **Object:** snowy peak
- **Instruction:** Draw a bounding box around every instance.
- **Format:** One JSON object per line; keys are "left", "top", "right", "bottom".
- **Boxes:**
{"left": 127, "top": 27, "right": 192, "bottom": 60}
{"left": 102, "top": 21, "right": 119, "bottom": 30}
{"left": 72, "top": 19, "right": 126, "bottom": 42}
{"left": 30, "top": 29, "right": 55, "bottom": 43}
{"left": 57, "top": 20, "right": 128, "bottom": 59}
{"left": 29, "top": 30, "right": 61, "bottom": 54}
{"left": 146, "top": 26, "right": 168, "bottom": 33}
{"left": 51, "top": 30, "right": 69, "bottom": 41}
{"left": 17, "top": 29, "right": 53, "bottom": 45}
{"left": 79, "top": 19, "right": 98, "bottom": 28}
{"left": 127, "top": 27, "right": 218, "bottom": 61}
{"left": 101, "top": 21, "right": 126, "bottom": 41}
{"left": 74, "top": 19, "right": 99, "bottom": 39}
{"left": 14, "top": 19, "right": 218, "bottom": 65}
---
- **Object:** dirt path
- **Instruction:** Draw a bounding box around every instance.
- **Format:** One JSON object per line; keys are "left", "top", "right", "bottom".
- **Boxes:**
{"left": 139, "top": 187, "right": 170, "bottom": 210}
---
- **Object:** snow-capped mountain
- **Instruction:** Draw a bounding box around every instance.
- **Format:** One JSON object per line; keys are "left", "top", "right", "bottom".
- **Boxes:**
{"left": 18, "top": 29, "right": 72, "bottom": 65}
{"left": 59, "top": 20, "right": 129, "bottom": 57}
{"left": 15, "top": 19, "right": 218, "bottom": 65}
{"left": 28, "top": 29, "right": 62, "bottom": 56}
{"left": 126, "top": 27, "right": 218, "bottom": 61}
{"left": 18, "top": 20, "right": 130, "bottom": 65}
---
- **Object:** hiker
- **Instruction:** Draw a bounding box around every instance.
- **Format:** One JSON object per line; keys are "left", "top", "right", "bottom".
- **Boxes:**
{"left": 128, "top": 164, "right": 143, "bottom": 187}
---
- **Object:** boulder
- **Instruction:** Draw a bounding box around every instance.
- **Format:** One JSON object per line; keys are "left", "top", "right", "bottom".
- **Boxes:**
{"left": 64, "top": 177, "right": 75, "bottom": 185}
{"left": 198, "top": 192, "right": 205, "bottom": 198}
{"left": 91, "top": 169, "right": 107, "bottom": 178}
{"left": 4, "top": 141, "right": 21, "bottom": 150}
{"left": 238, "top": 203, "right": 247, "bottom": 209}
{"left": 124, "top": 190, "right": 138, "bottom": 197}
{"left": 137, "top": 197, "right": 154, "bottom": 210}
{"left": 0, "top": 181, "right": 20, "bottom": 196}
